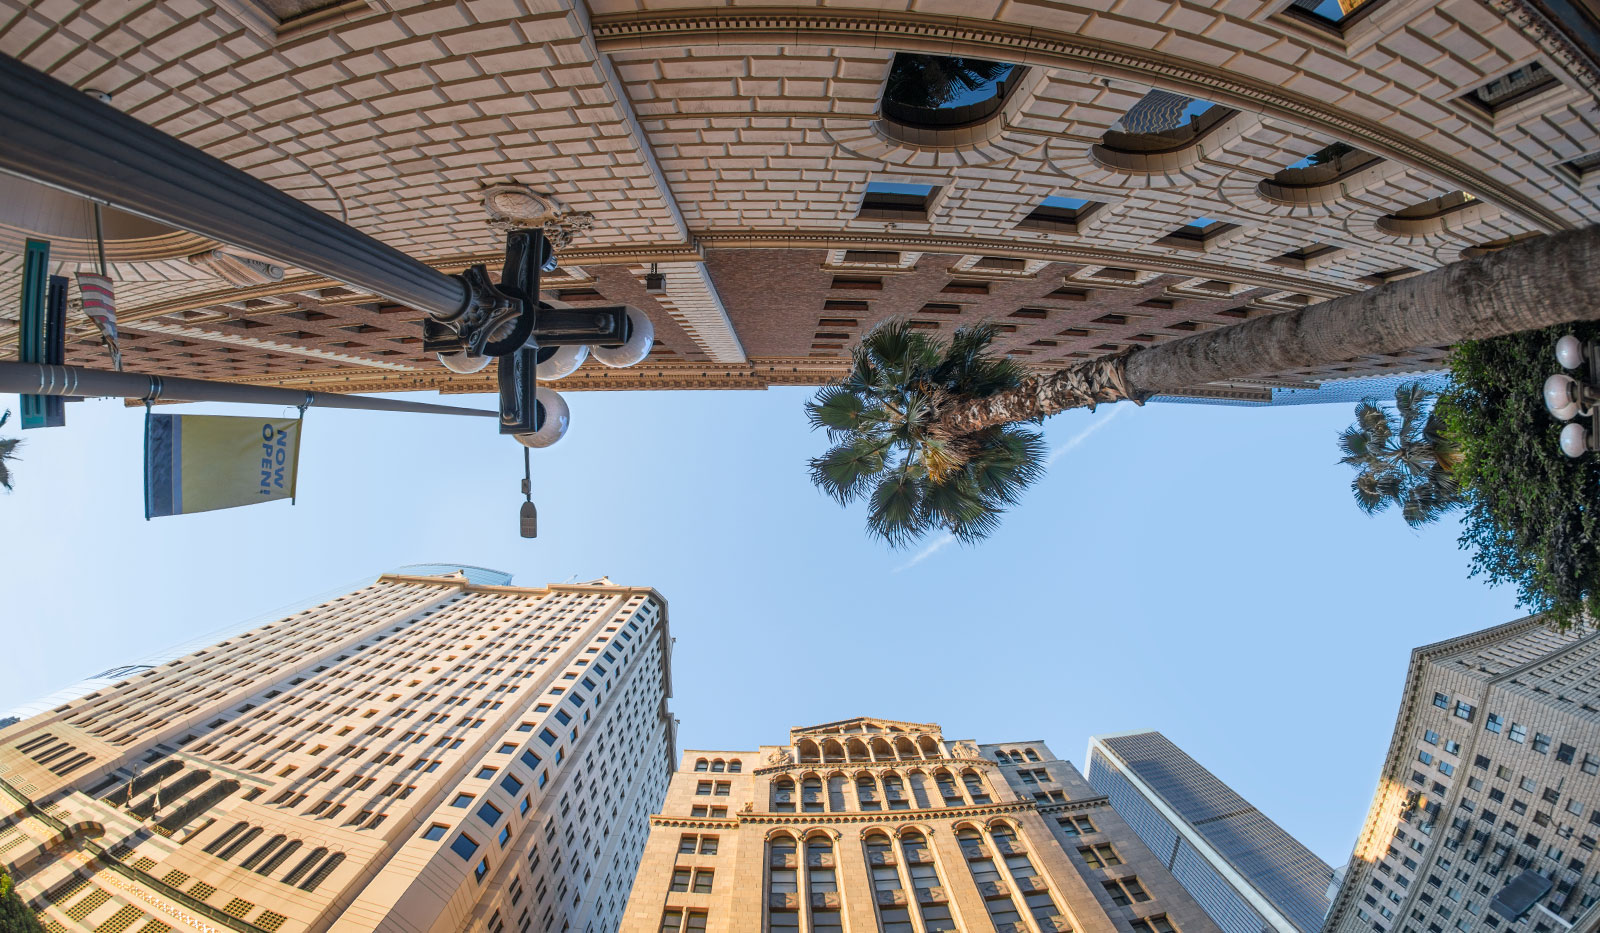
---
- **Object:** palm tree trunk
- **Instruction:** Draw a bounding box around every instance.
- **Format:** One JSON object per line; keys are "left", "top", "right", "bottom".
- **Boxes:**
{"left": 941, "top": 225, "right": 1600, "bottom": 435}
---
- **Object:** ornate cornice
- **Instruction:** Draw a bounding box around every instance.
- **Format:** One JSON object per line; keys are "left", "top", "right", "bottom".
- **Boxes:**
{"left": 1489, "top": 0, "right": 1600, "bottom": 95}
{"left": 699, "top": 231, "right": 1358, "bottom": 298}
{"left": 651, "top": 798, "right": 1041, "bottom": 828}
{"left": 590, "top": 9, "right": 1572, "bottom": 233}
{"left": 755, "top": 755, "right": 994, "bottom": 777}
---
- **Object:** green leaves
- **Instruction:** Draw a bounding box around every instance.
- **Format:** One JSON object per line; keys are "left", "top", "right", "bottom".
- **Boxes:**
{"left": 0, "top": 409, "right": 18, "bottom": 493}
{"left": 1338, "top": 382, "right": 1461, "bottom": 528}
{"left": 1446, "top": 324, "right": 1600, "bottom": 629}
{"left": 805, "top": 320, "right": 1045, "bottom": 548}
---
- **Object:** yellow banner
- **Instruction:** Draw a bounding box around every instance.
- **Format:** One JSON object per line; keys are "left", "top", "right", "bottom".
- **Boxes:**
{"left": 144, "top": 414, "right": 301, "bottom": 517}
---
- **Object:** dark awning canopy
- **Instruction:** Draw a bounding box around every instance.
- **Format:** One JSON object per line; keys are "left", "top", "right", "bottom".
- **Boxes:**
{"left": 1490, "top": 870, "right": 1554, "bottom": 921}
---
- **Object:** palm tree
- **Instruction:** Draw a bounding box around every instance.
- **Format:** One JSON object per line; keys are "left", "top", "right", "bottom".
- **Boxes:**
{"left": 807, "top": 225, "right": 1600, "bottom": 546}
{"left": 807, "top": 321, "right": 1046, "bottom": 547}
{"left": 1338, "top": 382, "right": 1461, "bottom": 526}
{"left": 883, "top": 54, "right": 1012, "bottom": 109}
{"left": 0, "top": 409, "right": 19, "bottom": 493}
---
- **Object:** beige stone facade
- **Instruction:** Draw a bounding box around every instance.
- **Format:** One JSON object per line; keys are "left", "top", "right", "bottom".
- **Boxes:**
{"left": 1325, "top": 616, "right": 1600, "bottom": 933}
{"left": 3, "top": 0, "right": 1598, "bottom": 399}
{"left": 0, "top": 569, "right": 675, "bottom": 933}
{"left": 617, "top": 716, "right": 1225, "bottom": 933}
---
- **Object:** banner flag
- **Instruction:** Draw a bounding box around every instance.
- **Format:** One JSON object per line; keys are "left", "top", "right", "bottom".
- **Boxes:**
{"left": 144, "top": 414, "right": 302, "bottom": 518}
{"left": 76, "top": 272, "right": 121, "bottom": 370}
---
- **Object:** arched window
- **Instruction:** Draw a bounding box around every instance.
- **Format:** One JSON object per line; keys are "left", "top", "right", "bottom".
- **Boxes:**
{"left": 282, "top": 846, "right": 327, "bottom": 887}
{"left": 934, "top": 770, "right": 963, "bottom": 804}
{"left": 856, "top": 774, "right": 881, "bottom": 810}
{"left": 1024, "top": 748, "right": 1041, "bottom": 762}
{"left": 772, "top": 777, "right": 796, "bottom": 813}
{"left": 767, "top": 835, "right": 800, "bottom": 932}
{"left": 827, "top": 775, "right": 848, "bottom": 811}
{"left": 961, "top": 770, "right": 991, "bottom": 804}
{"left": 864, "top": 833, "right": 910, "bottom": 932}
{"left": 870, "top": 737, "right": 893, "bottom": 760}
{"left": 960, "top": 826, "right": 1025, "bottom": 930}
{"left": 710, "top": 759, "right": 725, "bottom": 773}
{"left": 300, "top": 851, "right": 344, "bottom": 892}
{"left": 694, "top": 758, "right": 708, "bottom": 772}
{"left": 908, "top": 772, "right": 933, "bottom": 809}
{"left": 806, "top": 836, "right": 842, "bottom": 933}
{"left": 802, "top": 777, "right": 824, "bottom": 813}
{"left": 240, "top": 834, "right": 285, "bottom": 870}
{"left": 917, "top": 735, "right": 940, "bottom": 758}
{"left": 822, "top": 739, "right": 845, "bottom": 763}
{"left": 847, "top": 739, "right": 870, "bottom": 762}
{"left": 994, "top": 751, "right": 1010, "bottom": 763}
{"left": 1010, "top": 750, "right": 1026, "bottom": 764}
{"left": 798, "top": 741, "right": 820, "bottom": 764}
{"left": 203, "top": 821, "right": 248, "bottom": 855}
{"left": 728, "top": 759, "right": 743, "bottom": 773}
{"left": 901, "top": 831, "right": 956, "bottom": 932}
{"left": 258, "top": 839, "right": 301, "bottom": 876}
{"left": 894, "top": 736, "right": 916, "bottom": 759}
{"left": 218, "top": 825, "right": 261, "bottom": 860}
{"left": 883, "top": 773, "right": 909, "bottom": 810}
{"left": 991, "top": 823, "right": 1022, "bottom": 854}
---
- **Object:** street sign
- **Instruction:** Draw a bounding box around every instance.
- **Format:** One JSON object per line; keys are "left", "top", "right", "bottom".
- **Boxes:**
{"left": 18, "top": 240, "right": 65, "bottom": 428}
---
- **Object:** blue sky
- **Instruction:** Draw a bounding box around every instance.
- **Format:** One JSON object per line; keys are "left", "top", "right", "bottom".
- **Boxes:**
{"left": 0, "top": 384, "right": 1523, "bottom": 869}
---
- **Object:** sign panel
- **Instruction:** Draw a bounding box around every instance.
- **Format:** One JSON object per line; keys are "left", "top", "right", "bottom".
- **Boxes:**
{"left": 144, "top": 414, "right": 302, "bottom": 518}
{"left": 18, "top": 241, "right": 66, "bottom": 428}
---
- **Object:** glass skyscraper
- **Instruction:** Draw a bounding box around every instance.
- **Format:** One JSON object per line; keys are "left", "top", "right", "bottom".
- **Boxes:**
{"left": 1087, "top": 731, "right": 1335, "bottom": 933}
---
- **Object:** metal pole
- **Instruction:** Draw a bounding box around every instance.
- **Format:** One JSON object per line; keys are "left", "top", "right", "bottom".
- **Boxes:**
{"left": 0, "top": 53, "right": 468, "bottom": 320}
{"left": 0, "top": 361, "right": 496, "bottom": 418}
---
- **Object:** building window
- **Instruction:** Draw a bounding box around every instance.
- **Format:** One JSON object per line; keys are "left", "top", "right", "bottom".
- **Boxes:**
{"left": 1156, "top": 217, "right": 1239, "bottom": 251}
{"left": 1103, "top": 877, "right": 1152, "bottom": 906}
{"left": 452, "top": 834, "right": 479, "bottom": 860}
{"left": 693, "top": 870, "right": 714, "bottom": 894}
{"left": 1486, "top": 714, "right": 1503, "bottom": 734}
{"left": 422, "top": 824, "right": 448, "bottom": 841}
{"left": 880, "top": 52, "right": 1021, "bottom": 130}
{"left": 1131, "top": 916, "right": 1179, "bottom": 933}
{"left": 1079, "top": 844, "right": 1122, "bottom": 868}
{"left": 670, "top": 869, "right": 691, "bottom": 892}
{"left": 807, "top": 836, "right": 843, "bottom": 932}
{"left": 1058, "top": 816, "right": 1097, "bottom": 836}
{"left": 1018, "top": 196, "right": 1104, "bottom": 235}
{"left": 1582, "top": 755, "right": 1599, "bottom": 776}
{"left": 772, "top": 778, "right": 796, "bottom": 813}
{"left": 1510, "top": 724, "right": 1527, "bottom": 743}
{"left": 478, "top": 802, "right": 503, "bottom": 827}
{"left": 858, "top": 181, "right": 939, "bottom": 223}
{"left": 1280, "top": 0, "right": 1385, "bottom": 34}
{"left": 694, "top": 759, "right": 708, "bottom": 772}
{"left": 1454, "top": 701, "right": 1475, "bottom": 722}
{"left": 1435, "top": 693, "right": 1451, "bottom": 709}
{"left": 1461, "top": 62, "right": 1560, "bottom": 118}
{"left": 1558, "top": 744, "right": 1576, "bottom": 764}
{"left": 451, "top": 793, "right": 474, "bottom": 808}
{"left": 1533, "top": 734, "right": 1552, "bottom": 754}
{"left": 678, "top": 835, "right": 697, "bottom": 855}
{"left": 961, "top": 771, "right": 991, "bottom": 804}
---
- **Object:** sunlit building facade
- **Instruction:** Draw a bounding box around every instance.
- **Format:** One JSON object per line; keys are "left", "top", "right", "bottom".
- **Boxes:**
{"left": 0, "top": 568, "right": 675, "bottom": 933}
{"left": 1086, "top": 731, "right": 1333, "bottom": 933}
{"left": 618, "top": 717, "right": 1224, "bottom": 933}
{"left": 1324, "top": 615, "right": 1600, "bottom": 933}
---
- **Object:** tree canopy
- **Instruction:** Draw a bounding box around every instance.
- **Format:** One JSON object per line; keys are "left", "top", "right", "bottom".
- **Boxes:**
{"left": 1443, "top": 323, "right": 1600, "bottom": 628}
{"left": 0, "top": 866, "right": 43, "bottom": 933}
{"left": 1338, "top": 382, "right": 1461, "bottom": 527}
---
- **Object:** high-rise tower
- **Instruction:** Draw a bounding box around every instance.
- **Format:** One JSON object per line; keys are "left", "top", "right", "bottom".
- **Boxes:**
{"left": 1325, "top": 616, "right": 1600, "bottom": 933}
{"left": 0, "top": 567, "right": 675, "bottom": 933}
{"left": 1086, "top": 731, "right": 1333, "bottom": 933}
{"left": 618, "top": 716, "right": 1224, "bottom": 933}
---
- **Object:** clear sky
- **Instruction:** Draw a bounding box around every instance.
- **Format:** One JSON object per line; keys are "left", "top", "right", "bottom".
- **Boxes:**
{"left": 0, "top": 383, "right": 1524, "bottom": 871}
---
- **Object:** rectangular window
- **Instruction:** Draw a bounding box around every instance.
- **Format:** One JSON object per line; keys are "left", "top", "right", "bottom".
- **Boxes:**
{"left": 1131, "top": 917, "right": 1178, "bottom": 933}
{"left": 1079, "top": 844, "right": 1121, "bottom": 868}
{"left": 1510, "top": 724, "right": 1527, "bottom": 743}
{"left": 1558, "top": 744, "right": 1576, "bottom": 764}
{"left": 1435, "top": 693, "right": 1451, "bottom": 709}
{"left": 670, "top": 869, "right": 691, "bottom": 892}
{"left": 478, "top": 802, "right": 503, "bottom": 826}
{"left": 678, "top": 835, "right": 697, "bottom": 854}
{"left": 1583, "top": 755, "right": 1600, "bottom": 776}
{"left": 1486, "top": 714, "right": 1503, "bottom": 733}
{"left": 659, "top": 910, "right": 682, "bottom": 933}
{"left": 700, "top": 836, "right": 718, "bottom": 855}
{"left": 451, "top": 834, "right": 479, "bottom": 860}
{"left": 858, "top": 181, "right": 938, "bottom": 222}
{"left": 451, "top": 793, "right": 475, "bottom": 808}
{"left": 501, "top": 775, "right": 524, "bottom": 796}
{"left": 1533, "top": 734, "right": 1552, "bottom": 754}
{"left": 1455, "top": 701, "right": 1475, "bottom": 721}
{"left": 423, "top": 823, "right": 448, "bottom": 841}
{"left": 693, "top": 870, "right": 714, "bottom": 893}
{"left": 539, "top": 729, "right": 558, "bottom": 746}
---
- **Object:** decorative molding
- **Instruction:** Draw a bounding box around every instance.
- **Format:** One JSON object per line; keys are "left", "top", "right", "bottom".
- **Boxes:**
{"left": 589, "top": 9, "right": 1571, "bottom": 233}
{"left": 1488, "top": 0, "right": 1600, "bottom": 95}
{"left": 700, "top": 231, "right": 1358, "bottom": 297}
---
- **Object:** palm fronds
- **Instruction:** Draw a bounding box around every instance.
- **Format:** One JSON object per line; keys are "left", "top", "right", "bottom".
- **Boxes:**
{"left": 1338, "top": 383, "right": 1461, "bottom": 527}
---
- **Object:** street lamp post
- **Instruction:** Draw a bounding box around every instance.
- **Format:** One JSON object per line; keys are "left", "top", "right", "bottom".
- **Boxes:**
{"left": 1543, "top": 334, "right": 1600, "bottom": 457}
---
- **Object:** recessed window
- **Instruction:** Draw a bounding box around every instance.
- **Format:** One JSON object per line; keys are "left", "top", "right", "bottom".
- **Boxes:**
{"left": 1463, "top": 62, "right": 1560, "bottom": 117}
{"left": 451, "top": 834, "right": 479, "bottom": 860}
{"left": 422, "top": 823, "right": 448, "bottom": 841}
{"left": 881, "top": 53, "right": 1023, "bottom": 129}
{"left": 1560, "top": 151, "right": 1600, "bottom": 182}
{"left": 858, "top": 182, "right": 938, "bottom": 223}
{"left": 1018, "top": 195, "right": 1103, "bottom": 234}
{"left": 1157, "top": 217, "right": 1238, "bottom": 250}
{"left": 1281, "top": 0, "right": 1384, "bottom": 33}
{"left": 451, "top": 793, "right": 475, "bottom": 808}
{"left": 477, "top": 802, "right": 503, "bottom": 826}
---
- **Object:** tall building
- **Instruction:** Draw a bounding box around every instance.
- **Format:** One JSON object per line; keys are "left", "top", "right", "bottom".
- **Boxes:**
{"left": 1086, "top": 731, "right": 1334, "bottom": 933}
{"left": 0, "top": 567, "right": 676, "bottom": 933}
{"left": 618, "top": 716, "right": 1225, "bottom": 933}
{"left": 2, "top": 0, "right": 1595, "bottom": 403}
{"left": 1324, "top": 615, "right": 1600, "bottom": 933}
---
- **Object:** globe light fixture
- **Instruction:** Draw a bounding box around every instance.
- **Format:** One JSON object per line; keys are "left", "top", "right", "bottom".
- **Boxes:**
{"left": 438, "top": 349, "right": 492, "bottom": 374}
{"left": 591, "top": 306, "right": 654, "bottom": 368}
{"left": 1561, "top": 422, "right": 1591, "bottom": 458}
{"left": 1544, "top": 372, "right": 1582, "bottom": 421}
{"left": 535, "top": 344, "right": 587, "bottom": 380}
{"left": 513, "top": 386, "right": 570, "bottom": 448}
{"left": 1557, "top": 334, "right": 1586, "bottom": 370}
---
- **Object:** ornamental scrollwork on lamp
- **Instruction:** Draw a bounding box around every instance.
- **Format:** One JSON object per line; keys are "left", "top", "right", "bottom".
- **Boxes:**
{"left": 482, "top": 184, "right": 596, "bottom": 249}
